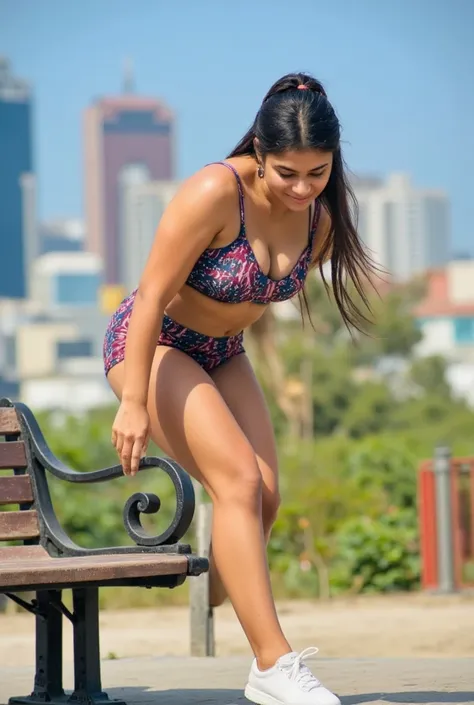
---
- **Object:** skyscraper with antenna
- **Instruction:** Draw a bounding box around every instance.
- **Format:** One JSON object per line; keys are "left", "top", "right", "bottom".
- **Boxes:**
{"left": 83, "top": 60, "right": 175, "bottom": 286}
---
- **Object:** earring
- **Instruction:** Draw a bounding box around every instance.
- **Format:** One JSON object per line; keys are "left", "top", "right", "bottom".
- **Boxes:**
{"left": 257, "top": 164, "right": 265, "bottom": 178}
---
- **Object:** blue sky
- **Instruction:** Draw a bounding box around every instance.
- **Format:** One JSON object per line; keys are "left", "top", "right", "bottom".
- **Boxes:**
{"left": 1, "top": 0, "right": 473, "bottom": 253}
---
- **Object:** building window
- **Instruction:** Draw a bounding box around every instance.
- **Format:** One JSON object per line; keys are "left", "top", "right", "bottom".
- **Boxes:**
{"left": 57, "top": 340, "right": 92, "bottom": 359}
{"left": 55, "top": 273, "right": 100, "bottom": 305}
{"left": 454, "top": 318, "right": 474, "bottom": 344}
{"left": 104, "top": 111, "right": 171, "bottom": 134}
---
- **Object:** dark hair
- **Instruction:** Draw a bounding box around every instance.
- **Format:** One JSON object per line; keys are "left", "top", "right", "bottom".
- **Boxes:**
{"left": 228, "top": 72, "right": 376, "bottom": 332}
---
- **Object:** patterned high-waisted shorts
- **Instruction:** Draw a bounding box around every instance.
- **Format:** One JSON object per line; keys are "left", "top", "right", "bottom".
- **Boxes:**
{"left": 103, "top": 291, "right": 245, "bottom": 376}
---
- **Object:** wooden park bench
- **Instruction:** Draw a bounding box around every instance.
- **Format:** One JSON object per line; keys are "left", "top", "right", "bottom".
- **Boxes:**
{"left": 0, "top": 397, "right": 209, "bottom": 705}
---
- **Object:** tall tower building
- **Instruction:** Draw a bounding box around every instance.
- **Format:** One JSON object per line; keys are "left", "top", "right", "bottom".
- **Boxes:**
{"left": 0, "top": 57, "right": 34, "bottom": 298}
{"left": 122, "top": 180, "right": 180, "bottom": 292}
{"left": 354, "top": 173, "right": 450, "bottom": 281}
{"left": 83, "top": 62, "right": 175, "bottom": 285}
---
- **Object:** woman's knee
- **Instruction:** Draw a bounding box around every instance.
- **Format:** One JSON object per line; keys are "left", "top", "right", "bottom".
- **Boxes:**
{"left": 206, "top": 447, "right": 263, "bottom": 507}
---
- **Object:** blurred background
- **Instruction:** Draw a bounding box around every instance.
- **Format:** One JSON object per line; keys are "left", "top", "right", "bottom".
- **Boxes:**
{"left": 1, "top": 0, "right": 474, "bottom": 609}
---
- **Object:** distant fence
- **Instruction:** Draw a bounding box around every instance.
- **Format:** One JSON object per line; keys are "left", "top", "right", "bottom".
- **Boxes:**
{"left": 419, "top": 448, "right": 474, "bottom": 592}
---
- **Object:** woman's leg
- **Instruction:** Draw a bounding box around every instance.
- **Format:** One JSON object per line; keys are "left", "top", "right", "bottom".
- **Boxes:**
{"left": 107, "top": 347, "right": 291, "bottom": 670}
{"left": 207, "top": 353, "right": 281, "bottom": 606}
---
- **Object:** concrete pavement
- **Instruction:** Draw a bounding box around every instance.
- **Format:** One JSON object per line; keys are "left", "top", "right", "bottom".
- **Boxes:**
{"left": 1, "top": 656, "right": 473, "bottom": 705}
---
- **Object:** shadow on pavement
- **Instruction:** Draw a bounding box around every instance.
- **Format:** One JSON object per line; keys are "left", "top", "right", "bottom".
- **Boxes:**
{"left": 108, "top": 686, "right": 474, "bottom": 704}
{"left": 342, "top": 692, "right": 474, "bottom": 704}
{"left": 108, "top": 686, "right": 247, "bottom": 703}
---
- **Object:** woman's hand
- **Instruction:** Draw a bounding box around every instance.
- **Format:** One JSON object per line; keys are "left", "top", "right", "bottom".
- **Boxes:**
{"left": 111, "top": 400, "right": 151, "bottom": 476}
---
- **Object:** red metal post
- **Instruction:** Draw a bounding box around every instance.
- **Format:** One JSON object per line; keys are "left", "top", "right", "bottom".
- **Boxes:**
{"left": 450, "top": 461, "right": 463, "bottom": 590}
{"left": 418, "top": 460, "right": 438, "bottom": 590}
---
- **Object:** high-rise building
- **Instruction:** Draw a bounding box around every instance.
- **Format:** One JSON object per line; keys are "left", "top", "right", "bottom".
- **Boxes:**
{"left": 0, "top": 57, "right": 34, "bottom": 298}
{"left": 353, "top": 173, "right": 450, "bottom": 281}
{"left": 83, "top": 64, "right": 175, "bottom": 286}
{"left": 122, "top": 179, "right": 180, "bottom": 292}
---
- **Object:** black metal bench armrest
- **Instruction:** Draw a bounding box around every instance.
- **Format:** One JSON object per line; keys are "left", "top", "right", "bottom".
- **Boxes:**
{"left": 13, "top": 402, "right": 197, "bottom": 556}
{"left": 17, "top": 402, "right": 170, "bottom": 483}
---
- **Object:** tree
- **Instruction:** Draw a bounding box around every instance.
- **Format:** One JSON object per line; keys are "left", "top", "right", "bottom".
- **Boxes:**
{"left": 355, "top": 285, "right": 424, "bottom": 362}
{"left": 341, "top": 381, "right": 394, "bottom": 439}
{"left": 409, "top": 354, "right": 451, "bottom": 397}
{"left": 345, "top": 434, "right": 419, "bottom": 509}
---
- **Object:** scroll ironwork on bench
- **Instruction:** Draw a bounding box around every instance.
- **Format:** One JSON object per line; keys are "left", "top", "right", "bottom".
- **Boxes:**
{"left": 6, "top": 398, "right": 198, "bottom": 557}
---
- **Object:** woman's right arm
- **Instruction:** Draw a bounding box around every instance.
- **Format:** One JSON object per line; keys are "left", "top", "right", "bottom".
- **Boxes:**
{"left": 112, "top": 166, "right": 235, "bottom": 475}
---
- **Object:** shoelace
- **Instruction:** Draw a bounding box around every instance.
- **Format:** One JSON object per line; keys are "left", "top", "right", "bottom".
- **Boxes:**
{"left": 280, "top": 647, "right": 322, "bottom": 692}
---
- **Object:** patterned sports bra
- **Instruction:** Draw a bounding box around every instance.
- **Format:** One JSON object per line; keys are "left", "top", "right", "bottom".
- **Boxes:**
{"left": 185, "top": 161, "right": 321, "bottom": 305}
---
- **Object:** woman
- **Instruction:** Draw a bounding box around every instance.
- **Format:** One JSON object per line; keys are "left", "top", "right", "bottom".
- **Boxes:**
{"left": 104, "top": 72, "right": 373, "bottom": 705}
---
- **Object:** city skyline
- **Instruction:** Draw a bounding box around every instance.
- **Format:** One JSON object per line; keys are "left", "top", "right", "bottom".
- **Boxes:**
{"left": 1, "top": 0, "right": 472, "bottom": 254}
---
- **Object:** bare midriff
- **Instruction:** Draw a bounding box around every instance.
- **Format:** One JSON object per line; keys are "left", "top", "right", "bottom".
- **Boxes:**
{"left": 164, "top": 286, "right": 270, "bottom": 338}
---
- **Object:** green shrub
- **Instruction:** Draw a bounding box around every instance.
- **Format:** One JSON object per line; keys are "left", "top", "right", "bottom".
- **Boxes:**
{"left": 331, "top": 507, "right": 420, "bottom": 594}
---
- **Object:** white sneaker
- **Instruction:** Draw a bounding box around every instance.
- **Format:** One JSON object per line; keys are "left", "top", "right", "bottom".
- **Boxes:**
{"left": 244, "top": 647, "right": 341, "bottom": 705}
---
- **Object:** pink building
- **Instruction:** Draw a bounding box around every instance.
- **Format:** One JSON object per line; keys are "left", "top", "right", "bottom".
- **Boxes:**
{"left": 83, "top": 88, "right": 174, "bottom": 285}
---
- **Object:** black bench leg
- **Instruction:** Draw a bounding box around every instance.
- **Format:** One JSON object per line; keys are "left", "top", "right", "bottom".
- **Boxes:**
{"left": 9, "top": 589, "right": 65, "bottom": 705}
{"left": 69, "top": 588, "right": 125, "bottom": 705}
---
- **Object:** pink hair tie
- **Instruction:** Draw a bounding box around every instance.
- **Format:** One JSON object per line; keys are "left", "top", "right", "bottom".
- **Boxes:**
{"left": 297, "top": 84, "right": 309, "bottom": 90}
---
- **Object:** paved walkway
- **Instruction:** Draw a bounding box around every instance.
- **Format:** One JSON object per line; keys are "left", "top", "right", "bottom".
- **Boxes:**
{"left": 1, "top": 656, "right": 473, "bottom": 705}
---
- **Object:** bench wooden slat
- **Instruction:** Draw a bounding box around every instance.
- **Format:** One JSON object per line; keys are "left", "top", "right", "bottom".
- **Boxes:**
{"left": 0, "top": 510, "right": 40, "bottom": 540}
{"left": 0, "top": 442, "right": 27, "bottom": 469}
{"left": 0, "top": 408, "right": 21, "bottom": 435}
{"left": 0, "top": 545, "right": 48, "bottom": 561}
{"left": 0, "top": 552, "right": 188, "bottom": 587}
{"left": 0, "top": 476, "right": 34, "bottom": 505}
